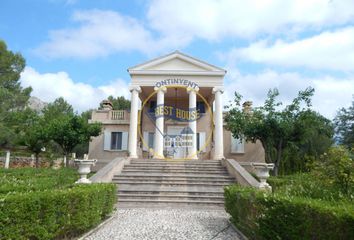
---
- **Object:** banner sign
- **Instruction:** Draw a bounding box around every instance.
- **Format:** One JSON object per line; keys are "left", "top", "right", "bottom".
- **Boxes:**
{"left": 148, "top": 104, "right": 201, "bottom": 122}
{"left": 155, "top": 78, "right": 198, "bottom": 90}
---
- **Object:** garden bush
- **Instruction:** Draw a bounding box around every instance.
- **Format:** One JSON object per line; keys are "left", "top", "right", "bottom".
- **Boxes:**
{"left": 0, "top": 168, "right": 117, "bottom": 239}
{"left": 224, "top": 185, "right": 354, "bottom": 240}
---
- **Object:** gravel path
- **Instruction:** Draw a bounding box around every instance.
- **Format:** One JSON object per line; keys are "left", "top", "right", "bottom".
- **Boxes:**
{"left": 84, "top": 208, "right": 241, "bottom": 240}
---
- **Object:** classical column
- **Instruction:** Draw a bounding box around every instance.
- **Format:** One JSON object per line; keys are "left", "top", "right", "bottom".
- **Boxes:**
{"left": 128, "top": 86, "right": 141, "bottom": 158}
{"left": 187, "top": 86, "right": 199, "bottom": 159}
{"left": 153, "top": 86, "right": 167, "bottom": 159}
{"left": 212, "top": 87, "right": 224, "bottom": 160}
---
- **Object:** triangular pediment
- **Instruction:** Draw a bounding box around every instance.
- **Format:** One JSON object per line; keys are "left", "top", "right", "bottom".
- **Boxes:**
{"left": 147, "top": 57, "right": 210, "bottom": 71}
{"left": 128, "top": 51, "right": 226, "bottom": 75}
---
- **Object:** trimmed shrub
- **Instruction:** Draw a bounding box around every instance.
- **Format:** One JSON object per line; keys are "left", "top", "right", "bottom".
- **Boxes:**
{"left": 0, "top": 183, "right": 116, "bottom": 240}
{"left": 224, "top": 185, "right": 354, "bottom": 240}
{"left": 0, "top": 168, "right": 116, "bottom": 239}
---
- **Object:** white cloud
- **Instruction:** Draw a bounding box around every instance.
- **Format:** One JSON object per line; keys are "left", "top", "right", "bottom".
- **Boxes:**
{"left": 36, "top": 1, "right": 354, "bottom": 59}
{"left": 35, "top": 10, "right": 159, "bottom": 58}
{"left": 223, "top": 68, "right": 354, "bottom": 119}
{"left": 20, "top": 67, "right": 130, "bottom": 112}
{"left": 35, "top": 9, "right": 192, "bottom": 59}
{"left": 225, "top": 27, "right": 354, "bottom": 71}
{"left": 148, "top": 0, "right": 354, "bottom": 40}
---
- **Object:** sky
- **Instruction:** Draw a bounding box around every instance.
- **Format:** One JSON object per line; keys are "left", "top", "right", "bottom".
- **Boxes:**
{"left": 1, "top": 0, "right": 353, "bottom": 118}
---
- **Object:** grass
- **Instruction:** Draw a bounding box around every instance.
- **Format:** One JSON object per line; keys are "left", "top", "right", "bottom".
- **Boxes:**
{"left": 268, "top": 172, "right": 353, "bottom": 202}
{"left": 0, "top": 167, "right": 78, "bottom": 195}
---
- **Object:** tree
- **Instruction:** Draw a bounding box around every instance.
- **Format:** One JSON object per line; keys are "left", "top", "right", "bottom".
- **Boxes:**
{"left": 16, "top": 109, "right": 47, "bottom": 167}
{"left": 100, "top": 96, "right": 130, "bottom": 110}
{"left": 0, "top": 40, "right": 32, "bottom": 149}
{"left": 225, "top": 87, "right": 324, "bottom": 175}
{"left": 72, "top": 110, "right": 95, "bottom": 157}
{"left": 314, "top": 146, "right": 354, "bottom": 196}
{"left": 43, "top": 98, "right": 101, "bottom": 165}
{"left": 47, "top": 114, "right": 101, "bottom": 166}
{"left": 280, "top": 110, "right": 334, "bottom": 174}
{"left": 42, "top": 97, "right": 74, "bottom": 121}
{"left": 334, "top": 97, "right": 354, "bottom": 149}
{"left": 80, "top": 109, "right": 93, "bottom": 120}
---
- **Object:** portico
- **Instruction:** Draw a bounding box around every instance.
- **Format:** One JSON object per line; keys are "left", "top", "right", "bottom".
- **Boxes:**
{"left": 88, "top": 51, "right": 265, "bottom": 166}
{"left": 128, "top": 51, "right": 226, "bottom": 160}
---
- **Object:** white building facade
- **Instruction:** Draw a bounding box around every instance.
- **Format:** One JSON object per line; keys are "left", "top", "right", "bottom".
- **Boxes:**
{"left": 89, "top": 51, "right": 264, "bottom": 168}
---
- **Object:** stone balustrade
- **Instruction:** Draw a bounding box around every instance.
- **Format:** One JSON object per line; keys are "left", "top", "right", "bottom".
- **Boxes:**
{"left": 111, "top": 110, "right": 125, "bottom": 120}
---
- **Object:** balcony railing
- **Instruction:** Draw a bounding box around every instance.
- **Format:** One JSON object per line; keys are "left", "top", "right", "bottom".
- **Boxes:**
{"left": 111, "top": 110, "right": 125, "bottom": 120}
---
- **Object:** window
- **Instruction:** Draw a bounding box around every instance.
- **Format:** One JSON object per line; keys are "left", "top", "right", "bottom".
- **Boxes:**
{"left": 149, "top": 101, "right": 156, "bottom": 113}
{"left": 197, "top": 132, "right": 206, "bottom": 152}
{"left": 231, "top": 136, "right": 245, "bottom": 153}
{"left": 143, "top": 131, "right": 155, "bottom": 151}
{"left": 148, "top": 132, "right": 154, "bottom": 149}
{"left": 197, "top": 133, "right": 200, "bottom": 151}
{"left": 197, "top": 101, "right": 205, "bottom": 113}
{"left": 164, "top": 136, "right": 171, "bottom": 148}
{"left": 111, "top": 132, "right": 122, "bottom": 150}
{"left": 104, "top": 130, "right": 128, "bottom": 151}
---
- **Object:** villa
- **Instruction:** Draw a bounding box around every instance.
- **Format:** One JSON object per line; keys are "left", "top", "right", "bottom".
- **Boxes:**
{"left": 88, "top": 51, "right": 264, "bottom": 169}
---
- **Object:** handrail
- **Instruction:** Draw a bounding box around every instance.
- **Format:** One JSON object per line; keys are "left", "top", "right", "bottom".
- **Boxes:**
{"left": 222, "top": 159, "right": 260, "bottom": 188}
{"left": 90, "top": 157, "right": 130, "bottom": 183}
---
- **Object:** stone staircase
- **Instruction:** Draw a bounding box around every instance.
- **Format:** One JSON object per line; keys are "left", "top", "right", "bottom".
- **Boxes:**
{"left": 112, "top": 159, "right": 236, "bottom": 208}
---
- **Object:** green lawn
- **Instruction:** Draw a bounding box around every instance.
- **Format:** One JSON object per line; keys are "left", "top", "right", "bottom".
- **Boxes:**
{"left": 0, "top": 167, "right": 78, "bottom": 195}
{"left": 268, "top": 172, "right": 354, "bottom": 202}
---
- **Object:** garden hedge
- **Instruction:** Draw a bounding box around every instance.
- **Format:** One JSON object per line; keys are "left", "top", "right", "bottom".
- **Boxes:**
{"left": 0, "top": 183, "right": 116, "bottom": 240}
{"left": 224, "top": 185, "right": 354, "bottom": 240}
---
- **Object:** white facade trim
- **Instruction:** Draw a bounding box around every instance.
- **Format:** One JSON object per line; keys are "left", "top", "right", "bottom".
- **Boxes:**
{"left": 103, "top": 130, "right": 111, "bottom": 151}
{"left": 128, "top": 70, "right": 226, "bottom": 76}
{"left": 128, "top": 51, "right": 226, "bottom": 73}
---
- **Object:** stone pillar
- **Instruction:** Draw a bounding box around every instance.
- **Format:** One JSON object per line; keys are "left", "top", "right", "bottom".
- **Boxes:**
{"left": 31, "top": 154, "right": 35, "bottom": 167}
{"left": 187, "top": 87, "right": 199, "bottom": 159}
{"left": 153, "top": 86, "right": 167, "bottom": 159}
{"left": 128, "top": 86, "right": 141, "bottom": 159}
{"left": 212, "top": 87, "right": 224, "bottom": 160}
{"left": 4, "top": 150, "right": 10, "bottom": 169}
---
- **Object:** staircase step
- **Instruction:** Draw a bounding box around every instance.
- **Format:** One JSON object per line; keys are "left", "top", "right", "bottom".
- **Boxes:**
{"left": 129, "top": 162, "right": 221, "bottom": 166}
{"left": 117, "top": 187, "right": 225, "bottom": 195}
{"left": 112, "top": 176, "right": 235, "bottom": 183}
{"left": 124, "top": 166, "right": 224, "bottom": 170}
{"left": 118, "top": 193, "right": 224, "bottom": 200}
{"left": 115, "top": 181, "right": 232, "bottom": 187}
{"left": 112, "top": 158, "right": 233, "bottom": 208}
{"left": 117, "top": 198, "right": 224, "bottom": 205}
{"left": 130, "top": 160, "right": 220, "bottom": 163}
{"left": 113, "top": 178, "right": 234, "bottom": 184}
{"left": 121, "top": 169, "right": 229, "bottom": 174}
{"left": 115, "top": 173, "right": 234, "bottom": 179}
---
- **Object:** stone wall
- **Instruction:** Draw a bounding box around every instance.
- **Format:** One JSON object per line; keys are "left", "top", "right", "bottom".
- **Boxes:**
{"left": 0, "top": 156, "right": 50, "bottom": 168}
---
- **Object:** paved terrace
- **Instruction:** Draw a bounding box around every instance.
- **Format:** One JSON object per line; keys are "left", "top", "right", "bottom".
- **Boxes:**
{"left": 84, "top": 208, "right": 242, "bottom": 240}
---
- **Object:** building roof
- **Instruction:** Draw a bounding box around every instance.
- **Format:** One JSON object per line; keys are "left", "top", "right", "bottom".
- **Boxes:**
{"left": 128, "top": 51, "right": 226, "bottom": 76}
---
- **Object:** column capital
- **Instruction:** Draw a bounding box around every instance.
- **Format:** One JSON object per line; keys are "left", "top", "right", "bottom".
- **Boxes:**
{"left": 212, "top": 86, "right": 224, "bottom": 94}
{"left": 129, "top": 85, "right": 141, "bottom": 93}
{"left": 154, "top": 86, "right": 167, "bottom": 93}
{"left": 186, "top": 86, "right": 199, "bottom": 93}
